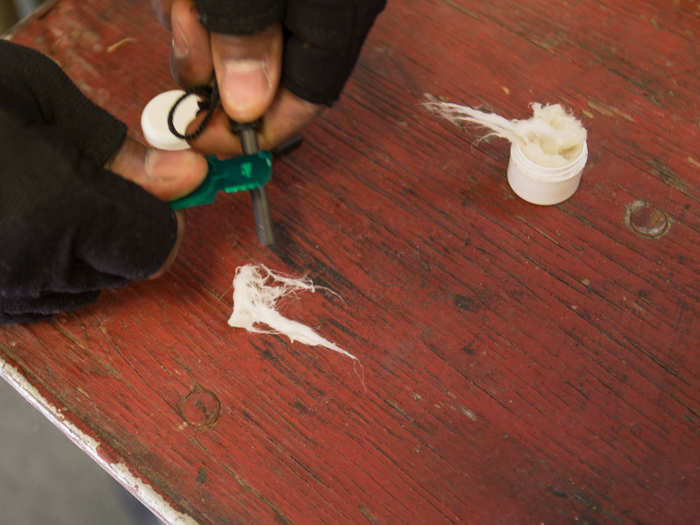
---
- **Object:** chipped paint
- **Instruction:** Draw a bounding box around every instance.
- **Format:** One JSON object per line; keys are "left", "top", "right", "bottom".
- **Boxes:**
{"left": 0, "top": 359, "right": 199, "bottom": 525}
{"left": 587, "top": 100, "right": 635, "bottom": 122}
{"left": 588, "top": 102, "right": 613, "bottom": 119}
{"left": 648, "top": 159, "right": 688, "bottom": 193}
{"left": 460, "top": 407, "right": 478, "bottom": 421}
{"left": 2, "top": 0, "right": 59, "bottom": 40}
{"left": 106, "top": 36, "right": 135, "bottom": 53}
{"left": 76, "top": 386, "right": 90, "bottom": 398}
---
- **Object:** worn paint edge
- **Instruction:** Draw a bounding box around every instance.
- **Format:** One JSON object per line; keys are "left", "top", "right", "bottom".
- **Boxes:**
{"left": 1, "top": 0, "right": 60, "bottom": 40}
{"left": 0, "top": 358, "right": 199, "bottom": 525}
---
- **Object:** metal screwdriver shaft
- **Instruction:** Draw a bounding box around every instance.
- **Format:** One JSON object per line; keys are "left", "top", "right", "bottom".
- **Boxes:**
{"left": 236, "top": 124, "right": 275, "bottom": 246}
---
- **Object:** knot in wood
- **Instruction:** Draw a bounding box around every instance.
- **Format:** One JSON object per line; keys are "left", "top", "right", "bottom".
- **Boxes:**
{"left": 625, "top": 200, "right": 671, "bottom": 239}
{"left": 178, "top": 385, "right": 221, "bottom": 428}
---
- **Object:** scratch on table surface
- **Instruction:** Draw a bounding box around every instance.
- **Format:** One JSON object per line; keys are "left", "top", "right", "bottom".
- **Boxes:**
{"left": 76, "top": 386, "right": 90, "bottom": 398}
{"left": 0, "top": 359, "right": 199, "bottom": 525}
{"left": 107, "top": 37, "right": 136, "bottom": 53}
{"left": 460, "top": 406, "right": 478, "bottom": 421}
{"left": 50, "top": 319, "right": 89, "bottom": 351}
{"left": 587, "top": 100, "right": 636, "bottom": 122}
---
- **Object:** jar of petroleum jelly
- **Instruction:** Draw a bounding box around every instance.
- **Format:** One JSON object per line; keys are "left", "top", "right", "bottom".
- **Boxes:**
{"left": 507, "top": 139, "right": 588, "bottom": 205}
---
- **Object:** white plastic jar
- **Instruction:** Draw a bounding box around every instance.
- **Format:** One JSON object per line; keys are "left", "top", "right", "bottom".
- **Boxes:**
{"left": 507, "top": 140, "right": 588, "bottom": 205}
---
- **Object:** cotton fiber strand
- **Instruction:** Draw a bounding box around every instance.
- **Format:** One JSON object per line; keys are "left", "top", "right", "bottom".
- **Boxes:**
{"left": 423, "top": 95, "right": 587, "bottom": 168}
{"left": 228, "top": 264, "right": 357, "bottom": 360}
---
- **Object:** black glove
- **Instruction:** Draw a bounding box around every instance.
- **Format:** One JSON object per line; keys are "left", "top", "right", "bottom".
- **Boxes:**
{"left": 0, "top": 41, "right": 178, "bottom": 325}
{"left": 194, "top": 0, "right": 387, "bottom": 105}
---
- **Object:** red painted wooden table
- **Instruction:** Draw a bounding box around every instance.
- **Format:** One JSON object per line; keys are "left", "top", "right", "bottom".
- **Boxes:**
{"left": 2, "top": 1, "right": 698, "bottom": 523}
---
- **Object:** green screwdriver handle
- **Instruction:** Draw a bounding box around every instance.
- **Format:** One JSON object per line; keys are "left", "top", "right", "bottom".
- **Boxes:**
{"left": 169, "top": 151, "right": 272, "bottom": 210}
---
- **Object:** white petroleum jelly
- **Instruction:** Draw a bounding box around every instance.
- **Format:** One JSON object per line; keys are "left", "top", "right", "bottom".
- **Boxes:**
{"left": 514, "top": 103, "right": 586, "bottom": 168}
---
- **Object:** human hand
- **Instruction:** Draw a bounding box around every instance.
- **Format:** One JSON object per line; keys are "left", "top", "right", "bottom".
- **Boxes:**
{"left": 151, "top": 0, "right": 386, "bottom": 156}
{"left": 0, "top": 41, "right": 208, "bottom": 324}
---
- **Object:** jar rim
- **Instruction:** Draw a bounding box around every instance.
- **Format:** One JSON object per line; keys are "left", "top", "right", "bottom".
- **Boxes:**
{"left": 510, "top": 141, "right": 588, "bottom": 182}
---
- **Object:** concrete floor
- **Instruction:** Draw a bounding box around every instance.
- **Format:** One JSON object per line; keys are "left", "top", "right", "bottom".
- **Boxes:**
{"left": 0, "top": 378, "right": 165, "bottom": 525}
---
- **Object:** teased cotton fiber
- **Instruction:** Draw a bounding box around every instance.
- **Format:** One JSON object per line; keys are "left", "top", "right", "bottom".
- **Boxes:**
{"left": 229, "top": 264, "right": 357, "bottom": 360}
{"left": 423, "top": 95, "right": 587, "bottom": 168}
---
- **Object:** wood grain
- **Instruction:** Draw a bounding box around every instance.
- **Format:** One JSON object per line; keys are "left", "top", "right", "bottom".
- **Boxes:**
{"left": 2, "top": 0, "right": 698, "bottom": 523}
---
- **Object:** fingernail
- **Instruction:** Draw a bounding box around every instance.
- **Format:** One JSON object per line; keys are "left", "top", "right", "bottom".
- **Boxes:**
{"left": 222, "top": 59, "right": 271, "bottom": 113}
{"left": 172, "top": 21, "right": 189, "bottom": 59}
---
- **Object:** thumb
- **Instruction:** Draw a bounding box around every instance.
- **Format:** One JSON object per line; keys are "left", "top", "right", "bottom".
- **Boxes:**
{"left": 106, "top": 137, "right": 208, "bottom": 202}
{"left": 211, "top": 24, "right": 283, "bottom": 123}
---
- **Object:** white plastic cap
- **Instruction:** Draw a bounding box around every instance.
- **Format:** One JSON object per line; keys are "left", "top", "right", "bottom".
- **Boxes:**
{"left": 140, "top": 90, "right": 200, "bottom": 151}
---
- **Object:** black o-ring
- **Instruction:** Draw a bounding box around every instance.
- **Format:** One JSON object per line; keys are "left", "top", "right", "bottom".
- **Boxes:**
{"left": 167, "top": 84, "right": 219, "bottom": 141}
